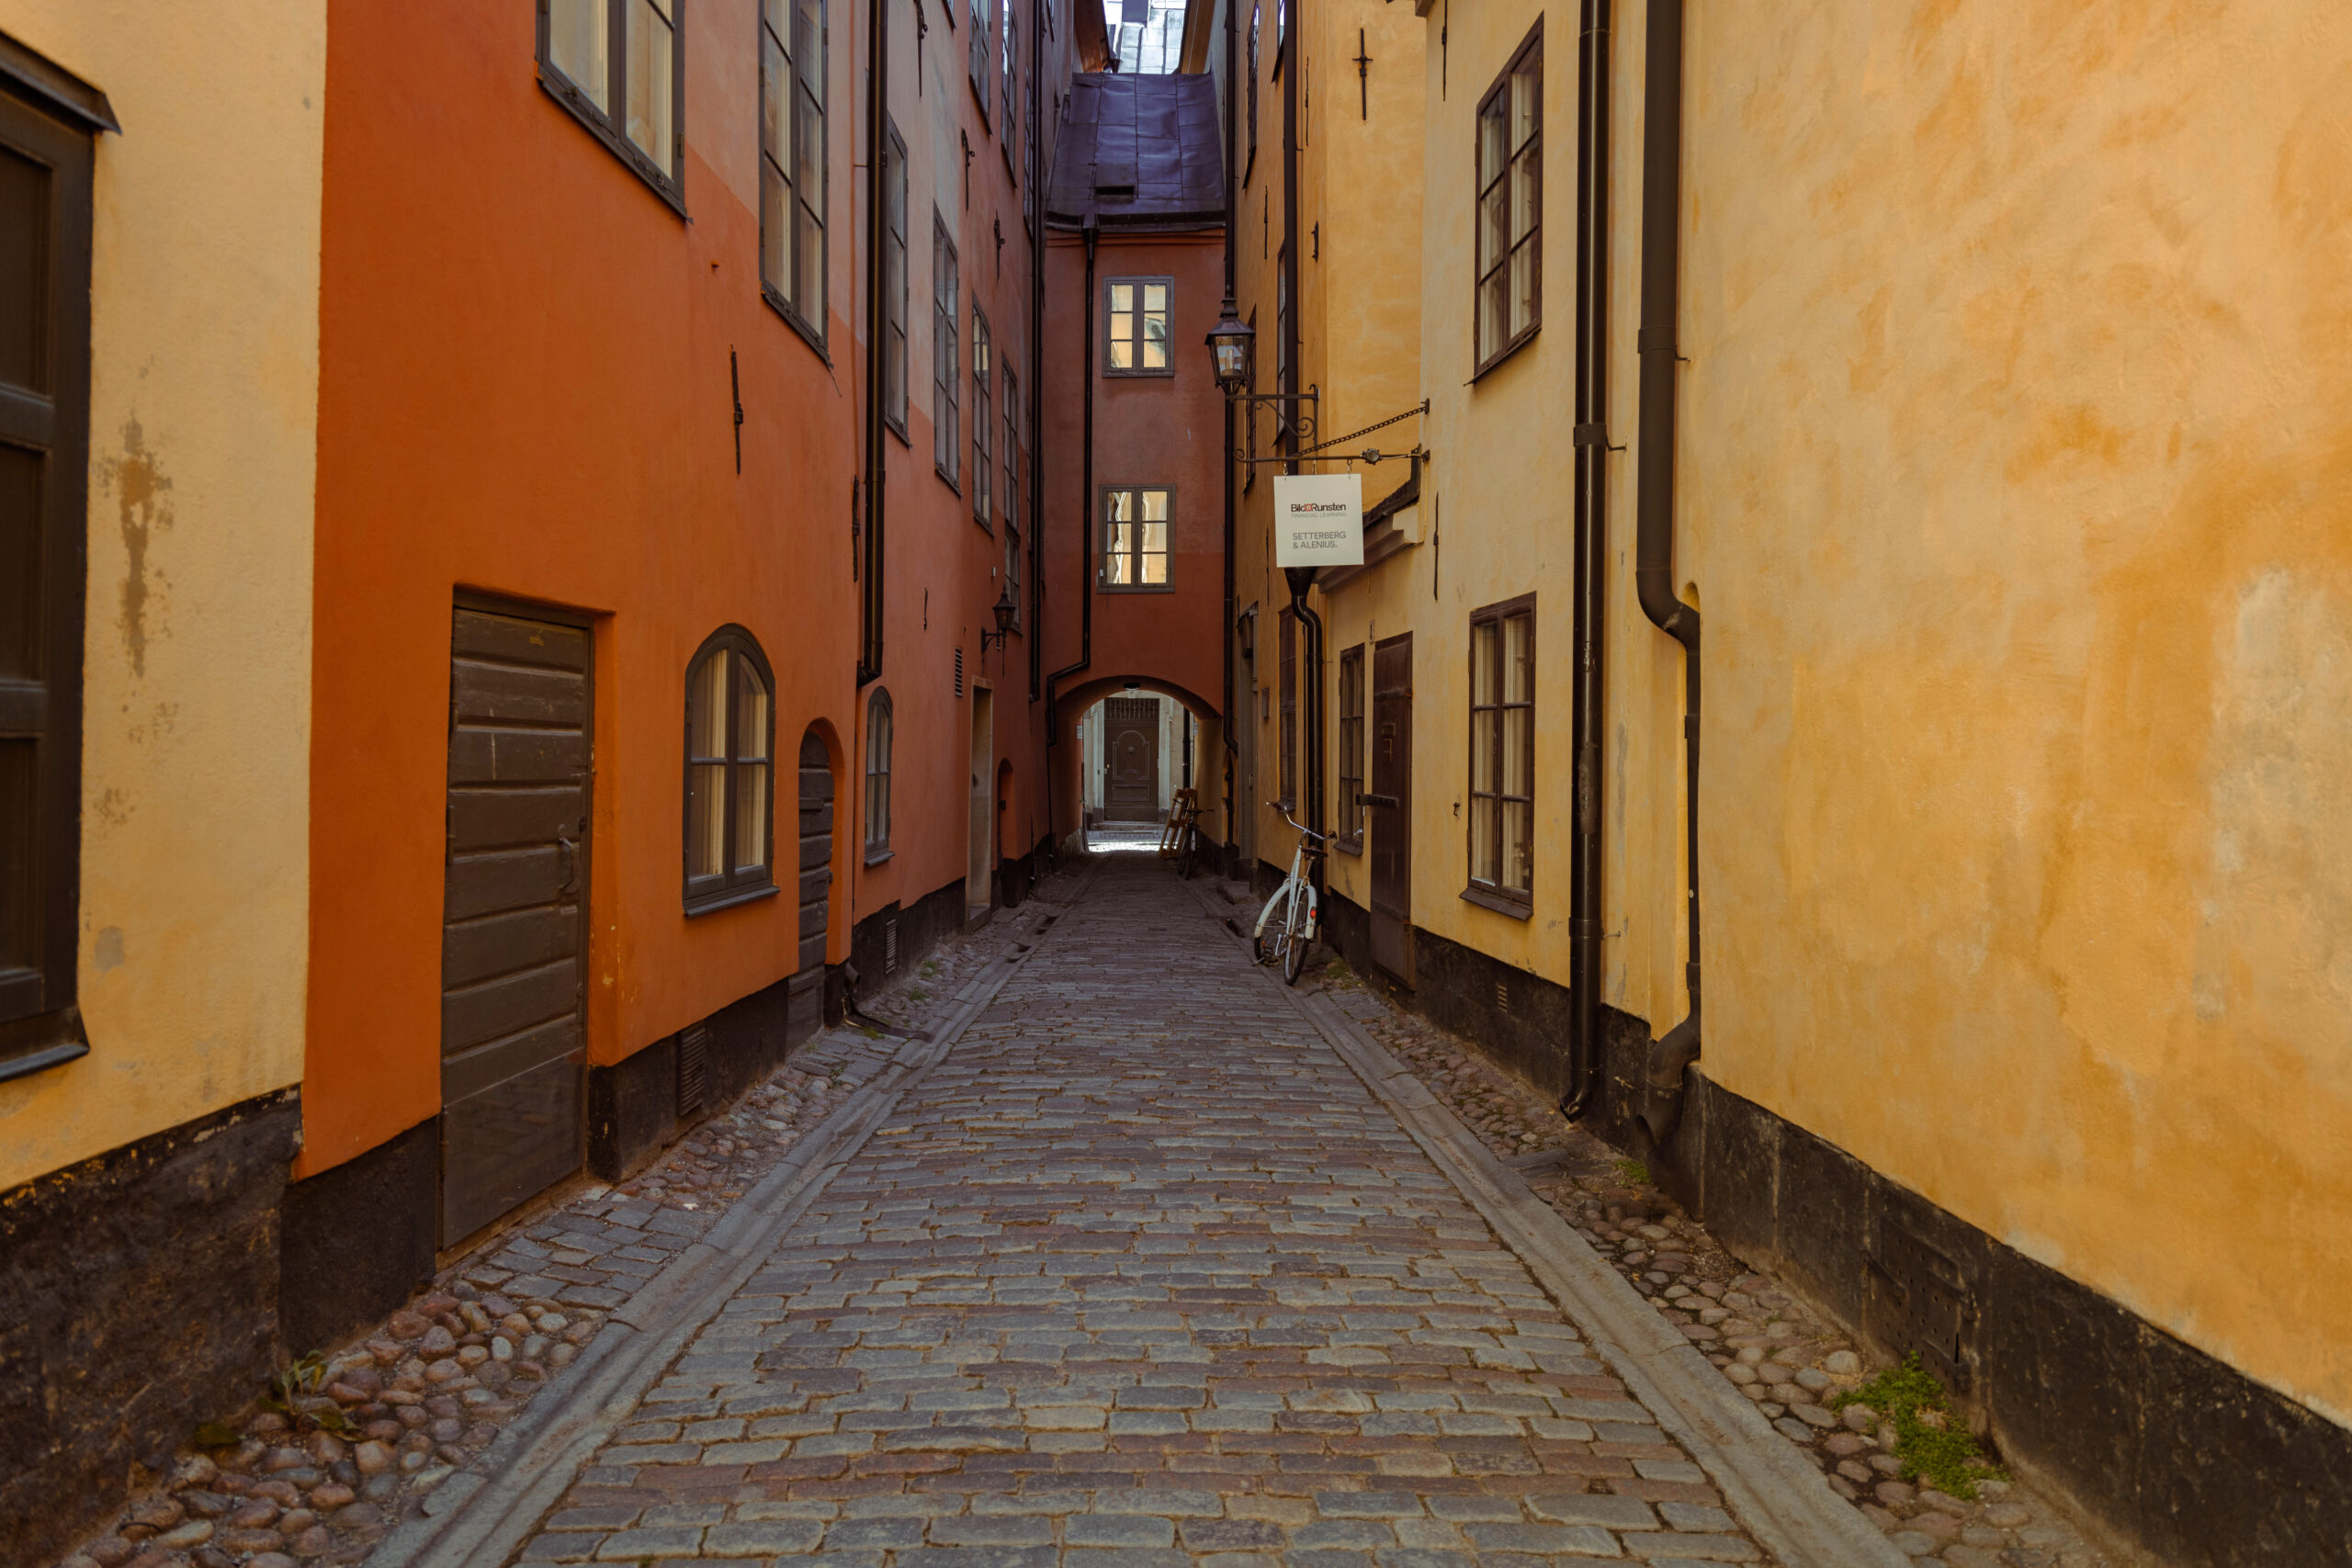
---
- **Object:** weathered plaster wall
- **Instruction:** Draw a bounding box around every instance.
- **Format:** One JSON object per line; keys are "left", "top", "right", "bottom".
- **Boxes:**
{"left": 0, "top": 3, "right": 323, "bottom": 1190}
{"left": 1681, "top": 0, "right": 2352, "bottom": 1426}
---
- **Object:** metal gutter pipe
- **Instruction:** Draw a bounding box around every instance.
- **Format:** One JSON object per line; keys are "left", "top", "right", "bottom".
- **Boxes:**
{"left": 1280, "top": 5, "right": 1325, "bottom": 870}
{"left": 1044, "top": 218, "right": 1100, "bottom": 845}
{"left": 1633, "top": 0, "right": 1701, "bottom": 1145}
{"left": 1562, "top": 0, "right": 1612, "bottom": 1121}
{"left": 857, "top": 0, "right": 891, "bottom": 685}
{"left": 1221, "top": 0, "right": 1240, "bottom": 872}
{"left": 1029, "top": 0, "right": 1045, "bottom": 704}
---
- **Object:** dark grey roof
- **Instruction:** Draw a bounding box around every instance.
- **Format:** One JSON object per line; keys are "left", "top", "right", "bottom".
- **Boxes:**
{"left": 1046, "top": 73, "right": 1226, "bottom": 231}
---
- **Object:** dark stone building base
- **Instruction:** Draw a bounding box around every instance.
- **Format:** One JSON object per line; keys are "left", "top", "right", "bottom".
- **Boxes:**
{"left": 586, "top": 966, "right": 807, "bottom": 1182}
{"left": 849, "top": 875, "right": 968, "bottom": 1004}
{"left": 1311, "top": 887, "right": 2352, "bottom": 1568}
{"left": 2, "top": 1089, "right": 303, "bottom": 1567}
{"left": 279, "top": 1115, "right": 436, "bottom": 1356}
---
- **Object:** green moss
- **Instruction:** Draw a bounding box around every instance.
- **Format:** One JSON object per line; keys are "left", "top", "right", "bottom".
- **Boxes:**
{"left": 1613, "top": 1157, "right": 1651, "bottom": 1188}
{"left": 1830, "top": 1355, "right": 2006, "bottom": 1499}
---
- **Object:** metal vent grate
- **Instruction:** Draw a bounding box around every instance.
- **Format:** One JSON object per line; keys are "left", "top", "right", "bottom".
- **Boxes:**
{"left": 1495, "top": 976, "right": 1511, "bottom": 1014}
{"left": 955, "top": 648, "right": 964, "bottom": 697}
{"left": 677, "top": 1023, "right": 709, "bottom": 1116}
{"left": 1868, "top": 1223, "right": 1974, "bottom": 1392}
{"left": 884, "top": 916, "right": 899, "bottom": 976}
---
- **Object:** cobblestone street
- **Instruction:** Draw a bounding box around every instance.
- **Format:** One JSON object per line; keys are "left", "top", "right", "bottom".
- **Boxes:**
{"left": 365, "top": 853, "right": 1871, "bottom": 1568}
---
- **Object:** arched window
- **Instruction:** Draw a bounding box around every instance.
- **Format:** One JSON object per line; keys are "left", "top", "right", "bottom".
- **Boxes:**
{"left": 684, "top": 627, "right": 775, "bottom": 911}
{"left": 865, "top": 689, "right": 894, "bottom": 857}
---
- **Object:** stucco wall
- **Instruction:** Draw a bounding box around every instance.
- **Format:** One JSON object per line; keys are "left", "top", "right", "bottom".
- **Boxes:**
{"left": 0, "top": 5, "right": 324, "bottom": 1190}
{"left": 1681, "top": 0, "right": 2352, "bottom": 1427}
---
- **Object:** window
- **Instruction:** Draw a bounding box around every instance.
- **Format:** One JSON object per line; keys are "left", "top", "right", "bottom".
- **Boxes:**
{"left": 1476, "top": 21, "right": 1543, "bottom": 374}
{"left": 1338, "top": 646, "right": 1365, "bottom": 849}
{"left": 1002, "top": 1, "right": 1019, "bottom": 164}
{"left": 1275, "top": 0, "right": 1288, "bottom": 64}
{"left": 0, "top": 73, "right": 98, "bottom": 1077}
{"left": 1242, "top": 309, "right": 1257, "bottom": 493}
{"left": 865, "top": 689, "right": 893, "bottom": 858}
{"left": 1245, "top": 0, "right": 1259, "bottom": 183}
{"left": 541, "top": 0, "right": 684, "bottom": 205}
{"left": 972, "top": 307, "right": 992, "bottom": 527}
{"left": 761, "top": 0, "right": 828, "bottom": 344}
{"left": 1278, "top": 609, "right": 1297, "bottom": 808}
{"left": 1274, "top": 252, "right": 1289, "bottom": 395}
{"left": 969, "top": 0, "right": 992, "bottom": 118}
{"left": 684, "top": 628, "right": 776, "bottom": 911}
{"left": 1101, "top": 487, "right": 1171, "bottom": 591}
{"left": 1467, "top": 595, "right": 1535, "bottom": 907}
{"left": 933, "top": 215, "right": 960, "bottom": 486}
{"left": 1002, "top": 363, "right": 1022, "bottom": 622}
{"left": 1104, "top": 276, "right": 1172, "bottom": 376}
{"left": 883, "top": 120, "right": 909, "bottom": 436}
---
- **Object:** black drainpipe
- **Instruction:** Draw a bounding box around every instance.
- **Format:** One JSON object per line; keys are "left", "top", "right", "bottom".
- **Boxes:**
{"left": 1028, "top": 0, "right": 1045, "bottom": 705}
{"left": 1634, "top": 0, "right": 1700, "bottom": 1145}
{"left": 1562, "top": 0, "right": 1613, "bottom": 1120}
{"left": 1280, "top": 12, "right": 1325, "bottom": 867}
{"left": 1221, "top": 0, "right": 1240, "bottom": 868}
{"left": 857, "top": 0, "right": 891, "bottom": 685}
{"left": 1045, "top": 217, "right": 1101, "bottom": 846}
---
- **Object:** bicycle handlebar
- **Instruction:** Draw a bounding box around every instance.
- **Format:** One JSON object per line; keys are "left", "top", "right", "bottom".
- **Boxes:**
{"left": 1267, "top": 802, "right": 1329, "bottom": 843}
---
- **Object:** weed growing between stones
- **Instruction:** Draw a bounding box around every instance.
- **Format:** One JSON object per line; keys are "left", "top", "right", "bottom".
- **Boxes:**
{"left": 1834, "top": 1356, "right": 2007, "bottom": 1500}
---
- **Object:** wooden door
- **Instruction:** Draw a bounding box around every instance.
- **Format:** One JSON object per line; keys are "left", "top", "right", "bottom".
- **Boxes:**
{"left": 790, "top": 728, "right": 832, "bottom": 1042}
{"left": 1369, "top": 635, "right": 1413, "bottom": 984}
{"left": 439, "top": 605, "right": 591, "bottom": 1245}
{"left": 1103, "top": 696, "right": 1159, "bottom": 821}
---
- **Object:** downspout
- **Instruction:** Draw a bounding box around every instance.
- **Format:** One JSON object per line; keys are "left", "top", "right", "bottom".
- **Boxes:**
{"left": 1634, "top": 0, "right": 1700, "bottom": 1145}
{"left": 1045, "top": 217, "right": 1101, "bottom": 847}
{"left": 1029, "top": 0, "right": 1045, "bottom": 706}
{"left": 1222, "top": 0, "right": 1240, "bottom": 870}
{"left": 857, "top": 0, "right": 891, "bottom": 684}
{"left": 1562, "top": 0, "right": 1612, "bottom": 1120}
{"left": 1280, "top": 2, "right": 1325, "bottom": 869}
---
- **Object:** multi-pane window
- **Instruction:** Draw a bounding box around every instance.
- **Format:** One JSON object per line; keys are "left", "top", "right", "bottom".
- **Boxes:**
{"left": 1274, "top": 254, "right": 1289, "bottom": 396}
{"left": 685, "top": 629, "right": 775, "bottom": 909}
{"left": 1476, "top": 23, "right": 1543, "bottom": 372}
{"left": 1002, "top": 364, "right": 1022, "bottom": 620}
{"left": 542, "top": 0, "right": 684, "bottom": 198}
{"left": 884, "top": 121, "right": 909, "bottom": 434}
{"left": 1278, "top": 610, "right": 1297, "bottom": 809}
{"left": 0, "top": 78, "right": 96, "bottom": 1067}
{"left": 969, "top": 0, "right": 992, "bottom": 118}
{"left": 972, "top": 308, "right": 993, "bottom": 527}
{"left": 1338, "top": 647, "right": 1366, "bottom": 847}
{"left": 865, "top": 690, "right": 893, "bottom": 855}
{"left": 1002, "top": 2, "right": 1019, "bottom": 162}
{"left": 1468, "top": 596, "right": 1535, "bottom": 902}
{"left": 1246, "top": 0, "right": 1260, "bottom": 182}
{"left": 1101, "top": 488, "right": 1171, "bottom": 590}
{"left": 933, "top": 216, "right": 960, "bottom": 485}
{"left": 760, "top": 0, "right": 827, "bottom": 339}
{"left": 1105, "top": 276, "right": 1172, "bottom": 375}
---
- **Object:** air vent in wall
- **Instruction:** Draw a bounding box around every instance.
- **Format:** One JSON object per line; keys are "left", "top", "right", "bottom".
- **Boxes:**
{"left": 677, "top": 1023, "right": 709, "bottom": 1116}
{"left": 885, "top": 916, "right": 899, "bottom": 976}
{"left": 955, "top": 648, "right": 965, "bottom": 697}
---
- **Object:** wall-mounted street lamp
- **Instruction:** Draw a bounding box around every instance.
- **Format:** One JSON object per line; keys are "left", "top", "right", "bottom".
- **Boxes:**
{"left": 978, "top": 582, "right": 1017, "bottom": 655}
{"left": 1205, "top": 294, "right": 1318, "bottom": 461}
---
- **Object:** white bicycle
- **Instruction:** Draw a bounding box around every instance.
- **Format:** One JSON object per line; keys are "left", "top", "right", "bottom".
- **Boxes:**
{"left": 1253, "top": 802, "right": 1328, "bottom": 986}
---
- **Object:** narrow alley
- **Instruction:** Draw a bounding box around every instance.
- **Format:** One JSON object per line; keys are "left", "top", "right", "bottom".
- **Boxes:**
{"left": 345, "top": 854, "right": 1882, "bottom": 1568}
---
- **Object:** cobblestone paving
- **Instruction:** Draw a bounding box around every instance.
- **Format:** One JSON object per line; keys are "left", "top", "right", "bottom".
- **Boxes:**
{"left": 44, "top": 891, "right": 1062, "bottom": 1568}
{"left": 514, "top": 855, "right": 1772, "bottom": 1566}
{"left": 1200, "top": 908, "right": 2128, "bottom": 1568}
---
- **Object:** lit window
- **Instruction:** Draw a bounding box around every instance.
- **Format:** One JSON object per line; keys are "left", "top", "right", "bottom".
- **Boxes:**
{"left": 884, "top": 121, "right": 909, "bottom": 434}
{"left": 1105, "top": 276, "right": 1172, "bottom": 375}
{"left": 973, "top": 307, "right": 993, "bottom": 527}
{"left": 1101, "top": 488, "right": 1171, "bottom": 590}
{"left": 761, "top": 0, "right": 828, "bottom": 341}
{"left": 685, "top": 628, "right": 776, "bottom": 910}
{"left": 1338, "top": 647, "right": 1365, "bottom": 846}
{"left": 933, "top": 216, "right": 961, "bottom": 486}
{"left": 541, "top": 0, "right": 684, "bottom": 202}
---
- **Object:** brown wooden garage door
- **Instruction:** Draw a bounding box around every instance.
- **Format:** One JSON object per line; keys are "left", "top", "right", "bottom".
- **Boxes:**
{"left": 438, "top": 605, "right": 591, "bottom": 1245}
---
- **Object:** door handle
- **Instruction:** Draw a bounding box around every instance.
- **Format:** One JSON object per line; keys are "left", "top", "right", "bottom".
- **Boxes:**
{"left": 1357, "top": 792, "right": 1400, "bottom": 808}
{"left": 557, "top": 833, "right": 579, "bottom": 894}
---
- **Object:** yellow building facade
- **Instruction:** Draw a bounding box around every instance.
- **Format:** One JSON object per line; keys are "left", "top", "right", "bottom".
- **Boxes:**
{"left": 1227, "top": 1, "right": 2352, "bottom": 1561}
{"left": 0, "top": 7, "right": 322, "bottom": 1557}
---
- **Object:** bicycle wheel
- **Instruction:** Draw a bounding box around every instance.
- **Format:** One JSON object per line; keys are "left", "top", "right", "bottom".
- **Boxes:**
{"left": 1254, "top": 888, "right": 1293, "bottom": 967}
{"left": 1282, "top": 893, "right": 1312, "bottom": 985}
{"left": 1178, "top": 822, "right": 1198, "bottom": 880}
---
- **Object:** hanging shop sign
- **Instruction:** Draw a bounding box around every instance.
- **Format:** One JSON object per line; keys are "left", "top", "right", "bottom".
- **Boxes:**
{"left": 1272, "top": 473, "right": 1363, "bottom": 568}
